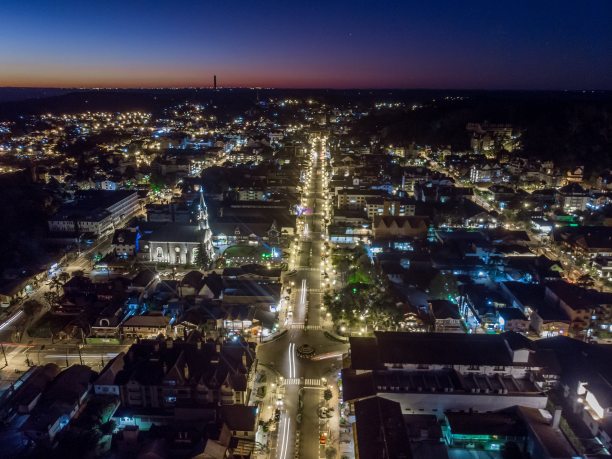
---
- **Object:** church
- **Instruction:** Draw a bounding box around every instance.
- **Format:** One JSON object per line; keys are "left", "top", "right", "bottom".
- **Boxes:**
{"left": 137, "top": 190, "right": 215, "bottom": 266}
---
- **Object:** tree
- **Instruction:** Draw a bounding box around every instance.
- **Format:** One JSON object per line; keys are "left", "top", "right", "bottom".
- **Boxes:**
{"left": 576, "top": 274, "right": 595, "bottom": 289}
{"left": 194, "top": 242, "right": 211, "bottom": 269}
{"left": 323, "top": 388, "right": 333, "bottom": 402}
{"left": 50, "top": 271, "right": 70, "bottom": 292}
{"left": 23, "top": 299, "right": 44, "bottom": 318}
{"left": 428, "top": 271, "right": 459, "bottom": 301}
{"left": 99, "top": 420, "right": 116, "bottom": 436}
{"left": 43, "top": 291, "right": 60, "bottom": 310}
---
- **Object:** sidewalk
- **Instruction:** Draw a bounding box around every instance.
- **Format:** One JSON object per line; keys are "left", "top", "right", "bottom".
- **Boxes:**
{"left": 250, "top": 365, "right": 282, "bottom": 458}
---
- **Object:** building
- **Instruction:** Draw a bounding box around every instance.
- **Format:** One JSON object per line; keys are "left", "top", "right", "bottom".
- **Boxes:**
{"left": 146, "top": 202, "right": 193, "bottom": 223}
{"left": 555, "top": 226, "right": 612, "bottom": 259}
{"left": 556, "top": 183, "right": 589, "bottom": 213}
{"left": 112, "top": 228, "right": 141, "bottom": 258}
{"left": 21, "top": 365, "right": 96, "bottom": 444}
{"left": 372, "top": 216, "right": 429, "bottom": 239}
{"left": 469, "top": 163, "right": 502, "bottom": 183}
{"left": 48, "top": 190, "right": 140, "bottom": 237}
{"left": 535, "top": 336, "right": 612, "bottom": 452}
{"left": 121, "top": 314, "right": 172, "bottom": 339}
{"left": 337, "top": 188, "right": 387, "bottom": 209}
{"left": 364, "top": 197, "right": 416, "bottom": 220}
{"left": 342, "top": 332, "right": 558, "bottom": 418}
{"left": 429, "top": 300, "right": 463, "bottom": 333}
{"left": 544, "top": 281, "right": 612, "bottom": 336}
{"left": 95, "top": 335, "right": 255, "bottom": 420}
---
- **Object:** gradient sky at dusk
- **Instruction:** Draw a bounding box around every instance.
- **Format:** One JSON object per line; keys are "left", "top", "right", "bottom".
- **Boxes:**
{"left": 1, "top": 0, "right": 611, "bottom": 89}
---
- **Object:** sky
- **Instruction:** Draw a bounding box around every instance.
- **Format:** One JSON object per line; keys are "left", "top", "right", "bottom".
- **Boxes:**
{"left": 1, "top": 0, "right": 611, "bottom": 90}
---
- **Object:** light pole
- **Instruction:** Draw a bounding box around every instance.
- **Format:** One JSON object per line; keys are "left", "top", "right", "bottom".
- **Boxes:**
{"left": 0, "top": 343, "right": 7, "bottom": 368}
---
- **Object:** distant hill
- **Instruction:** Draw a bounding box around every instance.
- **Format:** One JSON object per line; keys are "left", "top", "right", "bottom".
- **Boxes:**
{"left": 0, "top": 87, "right": 75, "bottom": 103}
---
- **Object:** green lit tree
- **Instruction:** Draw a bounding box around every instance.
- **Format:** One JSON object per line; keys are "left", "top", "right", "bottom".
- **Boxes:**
{"left": 194, "top": 242, "right": 211, "bottom": 269}
{"left": 428, "top": 271, "right": 459, "bottom": 301}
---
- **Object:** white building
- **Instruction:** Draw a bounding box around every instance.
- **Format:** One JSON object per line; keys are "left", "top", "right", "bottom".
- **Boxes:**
{"left": 343, "top": 332, "right": 558, "bottom": 418}
{"left": 48, "top": 190, "right": 140, "bottom": 237}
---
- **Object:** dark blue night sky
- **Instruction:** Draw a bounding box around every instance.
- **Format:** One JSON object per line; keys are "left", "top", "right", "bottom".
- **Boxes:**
{"left": 1, "top": 0, "right": 611, "bottom": 89}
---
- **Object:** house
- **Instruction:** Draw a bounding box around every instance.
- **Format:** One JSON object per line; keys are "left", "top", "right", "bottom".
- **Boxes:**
{"left": 0, "top": 364, "right": 61, "bottom": 423}
{"left": 91, "top": 304, "right": 125, "bottom": 339}
{"left": 555, "top": 226, "right": 612, "bottom": 259}
{"left": 219, "top": 405, "right": 257, "bottom": 457}
{"left": 98, "top": 335, "right": 255, "bottom": 428}
{"left": 178, "top": 270, "right": 204, "bottom": 297}
{"left": 544, "top": 281, "right": 612, "bottom": 335}
{"left": 112, "top": 228, "right": 141, "bottom": 258}
{"left": 21, "top": 365, "right": 96, "bottom": 444}
{"left": 129, "top": 270, "right": 157, "bottom": 294}
{"left": 529, "top": 302, "right": 571, "bottom": 338}
{"left": 497, "top": 307, "right": 530, "bottom": 333}
{"left": 121, "top": 314, "right": 171, "bottom": 339}
{"left": 429, "top": 300, "right": 463, "bottom": 333}
{"left": 566, "top": 166, "right": 584, "bottom": 183}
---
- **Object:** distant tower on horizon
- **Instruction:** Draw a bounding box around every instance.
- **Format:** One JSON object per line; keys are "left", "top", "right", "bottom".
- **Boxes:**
{"left": 213, "top": 75, "right": 217, "bottom": 90}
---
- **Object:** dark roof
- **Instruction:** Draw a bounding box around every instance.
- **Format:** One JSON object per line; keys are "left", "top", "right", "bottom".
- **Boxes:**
{"left": 141, "top": 223, "right": 203, "bottom": 243}
{"left": 350, "top": 332, "right": 538, "bottom": 370}
{"left": 220, "top": 405, "right": 257, "bottom": 432}
{"left": 112, "top": 229, "right": 138, "bottom": 245}
{"left": 545, "top": 281, "right": 604, "bottom": 311}
{"left": 534, "top": 336, "right": 612, "bottom": 399}
{"left": 202, "top": 273, "right": 224, "bottom": 298}
{"left": 353, "top": 397, "right": 412, "bottom": 459}
{"left": 498, "top": 307, "right": 528, "bottom": 321}
{"left": 429, "top": 300, "right": 460, "bottom": 320}
{"left": 131, "top": 269, "right": 157, "bottom": 288}
{"left": 446, "top": 409, "right": 527, "bottom": 437}
{"left": 181, "top": 270, "right": 204, "bottom": 288}
{"left": 374, "top": 215, "right": 429, "bottom": 229}
{"left": 341, "top": 369, "right": 376, "bottom": 401}
{"left": 558, "top": 182, "right": 586, "bottom": 194}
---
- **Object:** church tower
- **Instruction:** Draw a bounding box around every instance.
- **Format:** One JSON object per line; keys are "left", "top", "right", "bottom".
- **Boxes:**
{"left": 198, "top": 189, "right": 214, "bottom": 261}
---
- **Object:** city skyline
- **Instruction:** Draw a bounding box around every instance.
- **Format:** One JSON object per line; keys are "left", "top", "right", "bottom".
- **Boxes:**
{"left": 1, "top": 0, "right": 612, "bottom": 90}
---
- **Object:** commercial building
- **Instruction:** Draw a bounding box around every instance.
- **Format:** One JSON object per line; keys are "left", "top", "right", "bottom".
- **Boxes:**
{"left": 342, "top": 332, "right": 558, "bottom": 417}
{"left": 48, "top": 190, "right": 140, "bottom": 237}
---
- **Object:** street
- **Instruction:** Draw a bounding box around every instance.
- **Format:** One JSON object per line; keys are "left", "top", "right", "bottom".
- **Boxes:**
{"left": 256, "top": 136, "right": 348, "bottom": 459}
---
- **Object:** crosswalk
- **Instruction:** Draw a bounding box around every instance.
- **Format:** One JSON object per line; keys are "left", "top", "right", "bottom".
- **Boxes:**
{"left": 283, "top": 378, "right": 323, "bottom": 386}
{"left": 287, "top": 323, "right": 323, "bottom": 330}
